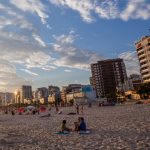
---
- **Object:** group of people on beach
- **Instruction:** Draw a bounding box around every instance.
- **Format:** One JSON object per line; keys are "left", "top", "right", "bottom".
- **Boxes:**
{"left": 61, "top": 117, "right": 86, "bottom": 133}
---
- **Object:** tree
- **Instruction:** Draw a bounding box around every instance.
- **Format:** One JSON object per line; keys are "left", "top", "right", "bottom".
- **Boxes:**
{"left": 137, "top": 82, "right": 150, "bottom": 99}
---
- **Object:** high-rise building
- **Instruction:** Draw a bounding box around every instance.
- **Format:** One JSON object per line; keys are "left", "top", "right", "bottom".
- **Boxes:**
{"left": 135, "top": 36, "right": 150, "bottom": 83}
{"left": 35, "top": 87, "right": 49, "bottom": 104}
{"left": 90, "top": 58, "right": 127, "bottom": 98}
{"left": 20, "top": 85, "right": 32, "bottom": 103}
{"left": 48, "top": 86, "right": 61, "bottom": 104}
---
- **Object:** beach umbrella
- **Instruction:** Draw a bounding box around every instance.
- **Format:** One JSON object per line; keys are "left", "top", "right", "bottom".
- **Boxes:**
{"left": 40, "top": 105, "right": 46, "bottom": 112}
{"left": 27, "top": 105, "right": 35, "bottom": 111}
{"left": 18, "top": 107, "right": 25, "bottom": 113}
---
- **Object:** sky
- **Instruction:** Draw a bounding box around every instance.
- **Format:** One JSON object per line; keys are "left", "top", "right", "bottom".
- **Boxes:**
{"left": 0, "top": 0, "right": 150, "bottom": 92}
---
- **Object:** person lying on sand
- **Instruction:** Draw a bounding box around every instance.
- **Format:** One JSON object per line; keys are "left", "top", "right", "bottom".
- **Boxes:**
{"left": 40, "top": 113, "right": 51, "bottom": 117}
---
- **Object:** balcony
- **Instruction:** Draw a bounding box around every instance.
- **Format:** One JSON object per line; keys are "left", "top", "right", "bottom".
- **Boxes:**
{"left": 141, "top": 68, "right": 149, "bottom": 73}
{"left": 140, "top": 58, "right": 147, "bottom": 63}
{"left": 137, "top": 47, "right": 144, "bottom": 52}
{"left": 142, "top": 73, "right": 150, "bottom": 78}
{"left": 141, "top": 63, "right": 148, "bottom": 68}
{"left": 138, "top": 53, "right": 146, "bottom": 59}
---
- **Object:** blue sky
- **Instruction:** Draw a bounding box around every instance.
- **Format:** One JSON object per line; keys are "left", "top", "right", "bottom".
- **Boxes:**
{"left": 0, "top": 0, "right": 150, "bottom": 92}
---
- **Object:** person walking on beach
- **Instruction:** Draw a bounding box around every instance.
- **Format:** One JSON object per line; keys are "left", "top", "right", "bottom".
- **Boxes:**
{"left": 76, "top": 104, "right": 79, "bottom": 115}
{"left": 81, "top": 104, "right": 84, "bottom": 114}
{"left": 11, "top": 109, "right": 15, "bottom": 116}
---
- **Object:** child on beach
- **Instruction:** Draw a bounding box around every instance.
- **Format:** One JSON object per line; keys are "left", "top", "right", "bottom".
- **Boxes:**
{"left": 61, "top": 120, "right": 71, "bottom": 132}
{"left": 74, "top": 122, "right": 79, "bottom": 131}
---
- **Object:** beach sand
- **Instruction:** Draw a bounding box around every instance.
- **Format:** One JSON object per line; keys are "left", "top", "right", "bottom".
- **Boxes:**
{"left": 0, "top": 104, "right": 150, "bottom": 150}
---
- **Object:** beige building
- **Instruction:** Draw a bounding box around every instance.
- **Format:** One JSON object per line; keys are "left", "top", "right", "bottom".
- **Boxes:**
{"left": 135, "top": 36, "right": 150, "bottom": 83}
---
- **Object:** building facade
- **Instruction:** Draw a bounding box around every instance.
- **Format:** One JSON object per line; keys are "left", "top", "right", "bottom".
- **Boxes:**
{"left": 48, "top": 86, "right": 61, "bottom": 104}
{"left": 20, "top": 85, "right": 32, "bottom": 103}
{"left": 90, "top": 58, "right": 127, "bottom": 98}
{"left": 135, "top": 36, "right": 150, "bottom": 83}
{"left": 0, "top": 92, "right": 14, "bottom": 106}
{"left": 35, "top": 87, "right": 49, "bottom": 104}
{"left": 61, "top": 84, "right": 82, "bottom": 103}
{"left": 129, "top": 74, "right": 142, "bottom": 90}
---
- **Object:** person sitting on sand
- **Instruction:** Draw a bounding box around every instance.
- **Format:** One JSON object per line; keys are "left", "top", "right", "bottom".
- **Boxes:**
{"left": 79, "top": 117, "right": 86, "bottom": 131}
{"left": 61, "top": 120, "right": 71, "bottom": 132}
{"left": 11, "top": 110, "right": 15, "bottom": 116}
{"left": 74, "top": 122, "right": 79, "bottom": 131}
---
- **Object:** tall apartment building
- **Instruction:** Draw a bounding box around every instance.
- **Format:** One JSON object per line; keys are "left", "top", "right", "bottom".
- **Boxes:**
{"left": 135, "top": 36, "right": 150, "bottom": 83}
{"left": 20, "top": 85, "right": 32, "bottom": 103}
{"left": 90, "top": 58, "right": 127, "bottom": 98}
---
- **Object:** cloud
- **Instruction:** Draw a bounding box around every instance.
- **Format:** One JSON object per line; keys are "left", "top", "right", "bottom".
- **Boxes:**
{"left": 49, "top": 0, "right": 94, "bottom": 23}
{"left": 0, "top": 3, "right": 34, "bottom": 30}
{"left": 95, "top": 0, "right": 119, "bottom": 19}
{"left": 0, "top": 60, "right": 32, "bottom": 92}
{"left": 120, "top": 0, "right": 150, "bottom": 21}
{"left": 52, "top": 32, "right": 103, "bottom": 70}
{"left": 118, "top": 51, "right": 140, "bottom": 75}
{"left": 10, "top": 0, "right": 49, "bottom": 24}
{"left": 64, "top": 69, "right": 72, "bottom": 72}
{"left": 25, "top": 51, "right": 55, "bottom": 69}
{"left": 49, "top": 0, "right": 150, "bottom": 23}
{"left": 20, "top": 69, "right": 39, "bottom": 76}
{"left": 0, "top": 60, "right": 16, "bottom": 73}
{"left": 32, "top": 33, "right": 46, "bottom": 47}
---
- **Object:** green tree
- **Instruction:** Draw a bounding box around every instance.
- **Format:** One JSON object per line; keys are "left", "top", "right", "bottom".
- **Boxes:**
{"left": 137, "top": 82, "right": 150, "bottom": 99}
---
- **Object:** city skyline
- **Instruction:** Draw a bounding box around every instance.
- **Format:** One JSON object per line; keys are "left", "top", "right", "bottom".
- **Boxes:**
{"left": 0, "top": 0, "right": 150, "bottom": 92}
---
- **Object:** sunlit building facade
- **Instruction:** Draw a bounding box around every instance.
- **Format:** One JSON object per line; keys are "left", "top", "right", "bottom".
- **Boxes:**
{"left": 135, "top": 36, "right": 150, "bottom": 83}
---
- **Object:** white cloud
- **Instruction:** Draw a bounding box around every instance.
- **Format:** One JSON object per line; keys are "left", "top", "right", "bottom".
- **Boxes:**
{"left": 0, "top": 60, "right": 32, "bottom": 92}
{"left": 25, "top": 51, "right": 55, "bottom": 69}
{"left": 49, "top": 0, "right": 94, "bottom": 23}
{"left": 52, "top": 32, "right": 103, "bottom": 70}
{"left": 120, "top": 0, "right": 150, "bottom": 21}
{"left": 0, "top": 3, "right": 34, "bottom": 30}
{"left": 95, "top": 0, "right": 119, "bottom": 19}
{"left": 49, "top": 0, "right": 150, "bottom": 22}
{"left": 64, "top": 69, "right": 72, "bottom": 72}
{"left": 32, "top": 33, "right": 46, "bottom": 47}
{"left": 119, "top": 51, "right": 140, "bottom": 75}
{"left": 0, "top": 60, "right": 16, "bottom": 73}
{"left": 10, "top": 0, "right": 49, "bottom": 24}
{"left": 20, "top": 69, "right": 39, "bottom": 76}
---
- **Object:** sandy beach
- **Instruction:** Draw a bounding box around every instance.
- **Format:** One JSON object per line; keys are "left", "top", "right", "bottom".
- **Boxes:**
{"left": 0, "top": 104, "right": 150, "bottom": 150}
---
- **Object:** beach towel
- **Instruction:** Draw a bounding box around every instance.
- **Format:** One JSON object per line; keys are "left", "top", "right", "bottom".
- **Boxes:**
{"left": 55, "top": 131, "right": 70, "bottom": 135}
{"left": 79, "top": 130, "right": 91, "bottom": 134}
